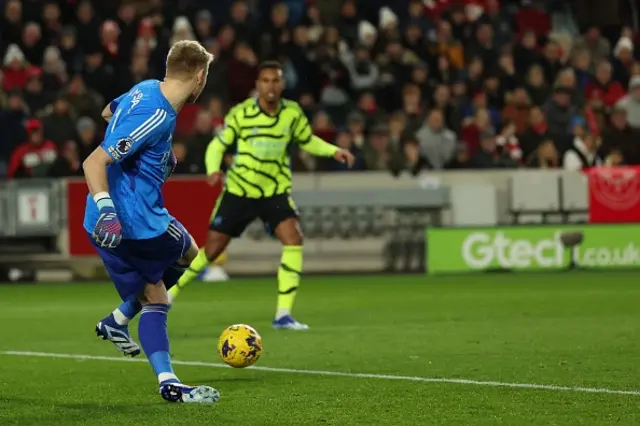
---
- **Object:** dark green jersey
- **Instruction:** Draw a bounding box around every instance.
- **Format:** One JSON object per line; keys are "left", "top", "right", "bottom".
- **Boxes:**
{"left": 211, "top": 97, "right": 313, "bottom": 198}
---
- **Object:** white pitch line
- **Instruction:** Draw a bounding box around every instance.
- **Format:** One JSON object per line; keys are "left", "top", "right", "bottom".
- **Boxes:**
{"left": 2, "top": 350, "right": 639, "bottom": 397}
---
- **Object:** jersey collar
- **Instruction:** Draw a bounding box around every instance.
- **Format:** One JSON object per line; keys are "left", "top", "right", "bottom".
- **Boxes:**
{"left": 255, "top": 97, "right": 285, "bottom": 117}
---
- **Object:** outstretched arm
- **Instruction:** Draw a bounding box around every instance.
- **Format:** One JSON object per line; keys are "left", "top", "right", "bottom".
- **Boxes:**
{"left": 293, "top": 111, "right": 354, "bottom": 166}
{"left": 205, "top": 109, "right": 240, "bottom": 184}
{"left": 205, "top": 137, "right": 226, "bottom": 175}
{"left": 298, "top": 135, "right": 339, "bottom": 157}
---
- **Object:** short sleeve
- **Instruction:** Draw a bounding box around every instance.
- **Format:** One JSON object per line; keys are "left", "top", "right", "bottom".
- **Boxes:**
{"left": 101, "top": 108, "right": 169, "bottom": 163}
{"left": 109, "top": 93, "right": 127, "bottom": 113}
{"left": 216, "top": 108, "right": 240, "bottom": 147}
{"left": 292, "top": 109, "right": 312, "bottom": 145}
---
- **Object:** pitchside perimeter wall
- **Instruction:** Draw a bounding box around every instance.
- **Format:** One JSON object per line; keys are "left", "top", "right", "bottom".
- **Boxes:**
{"left": 0, "top": 170, "right": 593, "bottom": 276}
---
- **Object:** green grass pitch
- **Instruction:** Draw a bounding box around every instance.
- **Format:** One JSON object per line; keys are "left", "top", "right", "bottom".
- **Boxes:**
{"left": 1, "top": 273, "right": 639, "bottom": 425}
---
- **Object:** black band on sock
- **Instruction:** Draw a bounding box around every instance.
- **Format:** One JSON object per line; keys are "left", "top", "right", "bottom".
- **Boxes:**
{"left": 278, "top": 285, "right": 299, "bottom": 295}
{"left": 280, "top": 263, "right": 301, "bottom": 275}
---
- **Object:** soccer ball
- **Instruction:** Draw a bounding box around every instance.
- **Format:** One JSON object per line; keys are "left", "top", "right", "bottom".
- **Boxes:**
{"left": 217, "top": 324, "right": 263, "bottom": 368}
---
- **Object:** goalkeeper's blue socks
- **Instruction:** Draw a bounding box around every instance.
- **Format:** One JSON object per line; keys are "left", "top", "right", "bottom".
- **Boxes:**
{"left": 103, "top": 264, "right": 187, "bottom": 327}
{"left": 139, "top": 303, "right": 180, "bottom": 384}
{"left": 102, "top": 295, "right": 141, "bottom": 329}
{"left": 96, "top": 294, "right": 142, "bottom": 357}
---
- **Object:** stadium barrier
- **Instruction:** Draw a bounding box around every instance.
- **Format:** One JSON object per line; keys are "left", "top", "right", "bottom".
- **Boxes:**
{"left": 4, "top": 169, "right": 634, "bottom": 278}
{"left": 426, "top": 224, "right": 640, "bottom": 274}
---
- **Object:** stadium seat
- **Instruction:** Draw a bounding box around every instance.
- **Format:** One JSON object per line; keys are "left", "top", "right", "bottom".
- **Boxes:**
{"left": 560, "top": 171, "right": 589, "bottom": 223}
{"left": 509, "top": 172, "right": 561, "bottom": 224}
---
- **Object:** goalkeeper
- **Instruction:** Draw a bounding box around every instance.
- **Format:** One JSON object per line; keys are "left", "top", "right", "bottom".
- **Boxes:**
{"left": 168, "top": 61, "right": 354, "bottom": 330}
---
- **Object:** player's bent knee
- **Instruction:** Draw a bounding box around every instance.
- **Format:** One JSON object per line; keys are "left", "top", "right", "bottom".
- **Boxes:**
{"left": 276, "top": 219, "right": 304, "bottom": 246}
{"left": 142, "top": 281, "right": 169, "bottom": 305}
{"left": 179, "top": 235, "right": 199, "bottom": 265}
{"left": 204, "top": 232, "right": 230, "bottom": 261}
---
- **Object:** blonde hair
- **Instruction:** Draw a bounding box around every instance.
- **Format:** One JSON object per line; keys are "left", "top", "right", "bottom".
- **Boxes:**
{"left": 165, "top": 40, "right": 214, "bottom": 78}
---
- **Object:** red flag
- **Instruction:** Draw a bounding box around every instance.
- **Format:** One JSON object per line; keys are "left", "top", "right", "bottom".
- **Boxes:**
{"left": 588, "top": 166, "right": 640, "bottom": 223}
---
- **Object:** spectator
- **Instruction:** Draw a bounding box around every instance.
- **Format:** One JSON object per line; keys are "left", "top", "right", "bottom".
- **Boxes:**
{"left": 615, "top": 76, "right": 640, "bottom": 129}
{"left": 75, "top": 116, "right": 98, "bottom": 161}
{"left": 194, "top": 10, "right": 214, "bottom": 44}
{"left": 604, "top": 149, "right": 625, "bottom": 166}
{"left": 467, "top": 23, "right": 498, "bottom": 67}
{"left": 570, "top": 48, "right": 592, "bottom": 91}
{"left": 514, "top": 29, "right": 541, "bottom": 76}
{"left": 1, "top": 0, "right": 23, "bottom": 46}
{"left": 555, "top": 68, "right": 582, "bottom": 107}
{"left": 355, "top": 91, "right": 383, "bottom": 130}
{"left": 542, "top": 86, "right": 579, "bottom": 152}
{"left": 230, "top": 1, "right": 257, "bottom": 47}
{"left": 432, "top": 84, "right": 458, "bottom": 131}
{"left": 563, "top": 131, "right": 602, "bottom": 170}
{"left": 611, "top": 36, "right": 634, "bottom": 89}
{"left": 539, "top": 40, "right": 563, "bottom": 87}
{"left": 65, "top": 75, "right": 104, "bottom": 124}
{"left": 526, "top": 139, "right": 560, "bottom": 169}
{"left": 172, "top": 142, "right": 195, "bottom": 174}
{"left": 445, "top": 143, "right": 472, "bottom": 169}
{"left": 48, "top": 140, "right": 82, "bottom": 177}
{"left": 415, "top": 109, "right": 456, "bottom": 170}
{"left": 585, "top": 61, "right": 625, "bottom": 113}
{"left": 329, "top": 128, "right": 365, "bottom": 171}
{"left": 502, "top": 88, "right": 531, "bottom": 136}
{"left": 346, "top": 112, "right": 366, "bottom": 149}
{"left": 186, "top": 110, "right": 214, "bottom": 173}
{"left": 430, "top": 20, "right": 464, "bottom": 69}
{"left": 75, "top": 1, "right": 101, "bottom": 54}
{"left": 520, "top": 106, "right": 552, "bottom": 159}
{"left": 497, "top": 51, "right": 517, "bottom": 93}
{"left": 21, "top": 22, "right": 45, "bottom": 66}
{"left": 342, "top": 44, "right": 379, "bottom": 94}
{"left": 59, "top": 27, "right": 81, "bottom": 75}
{"left": 524, "top": 64, "right": 550, "bottom": 107}
{"left": 0, "top": 91, "right": 28, "bottom": 171}
{"left": 43, "top": 97, "right": 76, "bottom": 146}
{"left": 472, "top": 135, "right": 519, "bottom": 169}
{"left": 573, "top": 26, "right": 611, "bottom": 68}
{"left": 7, "top": 118, "right": 57, "bottom": 178}
{"left": 228, "top": 42, "right": 258, "bottom": 104}
{"left": 388, "top": 112, "right": 407, "bottom": 148}
{"left": 1, "top": 1, "right": 637, "bottom": 180}
{"left": 363, "top": 123, "right": 399, "bottom": 171}
{"left": 399, "top": 84, "right": 426, "bottom": 135}
{"left": 600, "top": 106, "right": 638, "bottom": 165}
{"left": 391, "top": 136, "right": 427, "bottom": 176}
{"left": 289, "top": 26, "right": 318, "bottom": 95}
{"left": 495, "top": 121, "right": 523, "bottom": 165}
{"left": 41, "top": 46, "right": 68, "bottom": 101}
{"left": 3, "top": 44, "right": 28, "bottom": 92}
{"left": 461, "top": 108, "right": 495, "bottom": 157}
{"left": 312, "top": 111, "right": 336, "bottom": 143}
{"left": 23, "top": 68, "right": 48, "bottom": 116}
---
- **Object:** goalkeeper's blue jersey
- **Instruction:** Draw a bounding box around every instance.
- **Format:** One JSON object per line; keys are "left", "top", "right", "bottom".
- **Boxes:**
{"left": 83, "top": 79, "right": 177, "bottom": 240}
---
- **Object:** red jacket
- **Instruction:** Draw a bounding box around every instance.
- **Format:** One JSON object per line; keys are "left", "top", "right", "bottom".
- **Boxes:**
{"left": 584, "top": 80, "right": 625, "bottom": 109}
{"left": 2, "top": 67, "right": 29, "bottom": 91}
{"left": 7, "top": 140, "right": 58, "bottom": 178}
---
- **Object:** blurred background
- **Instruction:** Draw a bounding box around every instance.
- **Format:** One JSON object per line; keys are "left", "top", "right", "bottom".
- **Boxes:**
{"left": 1, "top": 0, "right": 640, "bottom": 280}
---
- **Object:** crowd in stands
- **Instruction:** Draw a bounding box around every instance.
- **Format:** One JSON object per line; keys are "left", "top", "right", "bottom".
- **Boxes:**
{"left": 2, "top": 0, "right": 640, "bottom": 179}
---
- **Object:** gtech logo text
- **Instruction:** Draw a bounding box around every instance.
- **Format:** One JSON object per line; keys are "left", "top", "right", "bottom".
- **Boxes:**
{"left": 461, "top": 232, "right": 564, "bottom": 269}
